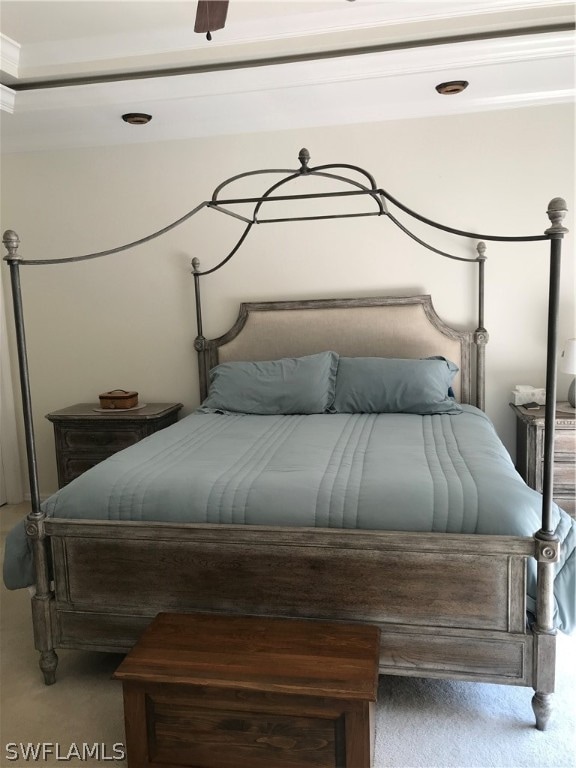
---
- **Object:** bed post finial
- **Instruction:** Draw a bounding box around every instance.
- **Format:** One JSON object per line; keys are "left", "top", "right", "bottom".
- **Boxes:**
{"left": 298, "top": 148, "right": 311, "bottom": 174}
{"left": 545, "top": 198, "right": 568, "bottom": 235}
{"left": 2, "top": 229, "right": 21, "bottom": 260}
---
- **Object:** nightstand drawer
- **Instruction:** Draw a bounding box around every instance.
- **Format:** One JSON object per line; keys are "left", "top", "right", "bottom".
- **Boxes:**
{"left": 511, "top": 404, "right": 576, "bottom": 509}
{"left": 552, "top": 462, "right": 576, "bottom": 490}
{"left": 535, "top": 462, "right": 576, "bottom": 494}
{"left": 555, "top": 431, "right": 576, "bottom": 456}
{"left": 556, "top": 497, "right": 576, "bottom": 518}
{"left": 61, "top": 427, "right": 141, "bottom": 452}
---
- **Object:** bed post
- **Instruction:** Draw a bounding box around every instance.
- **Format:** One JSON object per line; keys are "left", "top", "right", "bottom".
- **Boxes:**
{"left": 531, "top": 198, "right": 567, "bottom": 730}
{"left": 474, "top": 241, "right": 488, "bottom": 410}
{"left": 192, "top": 257, "right": 209, "bottom": 402}
{"left": 2, "top": 230, "right": 58, "bottom": 685}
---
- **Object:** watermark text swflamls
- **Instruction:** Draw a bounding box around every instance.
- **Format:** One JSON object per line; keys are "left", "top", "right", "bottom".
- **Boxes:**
{"left": 5, "top": 743, "right": 125, "bottom": 762}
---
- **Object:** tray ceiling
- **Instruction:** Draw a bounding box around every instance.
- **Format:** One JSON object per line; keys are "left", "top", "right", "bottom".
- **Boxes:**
{"left": 0, "top": 0, "right": 574, "bottom": 153}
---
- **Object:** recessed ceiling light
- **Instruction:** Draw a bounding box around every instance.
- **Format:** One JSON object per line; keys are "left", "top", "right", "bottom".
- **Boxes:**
{"left": 122, "top": 113, "right": 152, "bottom": 125}
{"left": 435, "top": 81, "right": 469, "bottom": 95}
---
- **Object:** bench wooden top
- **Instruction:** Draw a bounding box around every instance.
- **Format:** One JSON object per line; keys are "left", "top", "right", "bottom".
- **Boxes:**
{"left": 114, "top": 612, "right": 380, "bottom": 701}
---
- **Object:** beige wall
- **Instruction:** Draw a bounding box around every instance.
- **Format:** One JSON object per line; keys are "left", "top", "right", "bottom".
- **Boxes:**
{"left": 1, "top": 104, "right": 574, "bottom": 495}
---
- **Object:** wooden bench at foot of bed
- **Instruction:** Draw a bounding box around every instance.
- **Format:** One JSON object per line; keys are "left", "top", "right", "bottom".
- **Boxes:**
{"left": 114, "top": 612, "right": 381, "bottom": 768}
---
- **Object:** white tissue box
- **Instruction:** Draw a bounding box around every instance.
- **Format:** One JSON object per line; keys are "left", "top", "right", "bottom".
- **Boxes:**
{"left": 511, "top": 386, "right": 546, "bottom": 405}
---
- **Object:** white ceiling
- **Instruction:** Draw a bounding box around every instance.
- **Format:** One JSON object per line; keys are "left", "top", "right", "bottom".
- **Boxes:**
{"left": 0, "top": 0, "right": 574, "bottom": 153}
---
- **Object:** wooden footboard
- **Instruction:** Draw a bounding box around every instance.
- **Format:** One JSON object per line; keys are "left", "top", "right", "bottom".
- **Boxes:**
{"left": 44, "top": 519, "right": 536, "bottom": 688}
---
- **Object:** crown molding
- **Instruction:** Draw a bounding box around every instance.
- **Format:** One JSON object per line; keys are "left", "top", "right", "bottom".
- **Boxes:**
{"left": 14, "top": 0, "right": 575, "bottom": 75}
{"left": 0, "top": 84, "right": 16, "bottom": 114}
{"left": 0, "top": 34, "right": 21, "bottom": 78}
{"left": 11, "top": 31, "right": 574, "bottom": 109}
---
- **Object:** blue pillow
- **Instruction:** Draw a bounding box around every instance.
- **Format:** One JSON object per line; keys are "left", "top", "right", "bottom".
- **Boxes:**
{"left": 198, "top": 351, "right": 339, "bottom": 415}
{"left": 332, "top": 356, "right": 461, "bottom": 415}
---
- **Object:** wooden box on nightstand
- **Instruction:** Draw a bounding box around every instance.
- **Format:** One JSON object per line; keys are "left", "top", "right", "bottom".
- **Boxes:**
{"left": 511, "top": 403, "right": 576, "bottom": 518}
{"left": 46, "top": 402, "right": 182, "bottom": 488}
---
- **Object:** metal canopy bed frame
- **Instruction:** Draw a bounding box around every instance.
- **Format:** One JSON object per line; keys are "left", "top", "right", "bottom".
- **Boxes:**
{"left": 2, "top": 149, "right": 569, "bottom": 730}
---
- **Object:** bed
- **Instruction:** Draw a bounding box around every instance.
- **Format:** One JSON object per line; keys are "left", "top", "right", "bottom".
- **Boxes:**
{"left": 2, "top": 149, "right": 573, "bottom": 731}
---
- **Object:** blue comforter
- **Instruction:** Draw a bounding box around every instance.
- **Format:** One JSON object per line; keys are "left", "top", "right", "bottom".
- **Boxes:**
{"left": 4, "top": 406, "right": 575, "bottom": 631}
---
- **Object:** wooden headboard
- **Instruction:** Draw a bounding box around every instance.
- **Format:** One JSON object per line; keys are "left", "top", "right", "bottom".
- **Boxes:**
{"left": 198, "top": 295, "right": 474, "bottom": 404}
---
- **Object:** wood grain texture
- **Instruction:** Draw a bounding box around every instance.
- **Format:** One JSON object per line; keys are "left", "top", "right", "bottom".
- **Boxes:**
{"left": 57, "top": 537, "right": 518, "bottom": 631}
{"left": 115, "top": 613, "right": 380, "bottom": 700}
{"left": 116, "top": 613, "right": 378, "bottom": 768}
{"left": 47, "top": 519, "right": 535, "bottom": 687}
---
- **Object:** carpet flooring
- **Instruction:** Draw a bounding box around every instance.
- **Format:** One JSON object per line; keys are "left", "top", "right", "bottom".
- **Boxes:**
{"left": 1, "top": 502, "right": 574, "bottom": 768}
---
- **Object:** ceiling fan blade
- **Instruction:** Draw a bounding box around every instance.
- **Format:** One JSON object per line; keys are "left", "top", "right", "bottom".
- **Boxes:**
{"left": 194, "top": 1, "right": 229, "bottom": 34}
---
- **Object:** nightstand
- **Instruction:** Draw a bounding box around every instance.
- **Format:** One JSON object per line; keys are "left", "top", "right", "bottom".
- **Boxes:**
{"left": 46, "top": 402, "right": 183, "bottom": 488}
{"left": 511, "top": 403, "right": 576, "bottom": 519}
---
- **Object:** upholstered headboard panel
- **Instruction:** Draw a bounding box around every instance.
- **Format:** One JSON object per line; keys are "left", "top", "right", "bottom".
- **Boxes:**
{"left": 200, "top": 296, "right": 473, "bottom": 404}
